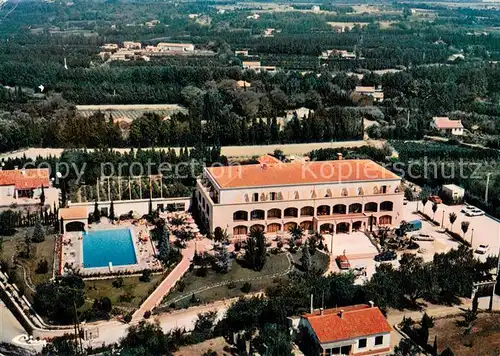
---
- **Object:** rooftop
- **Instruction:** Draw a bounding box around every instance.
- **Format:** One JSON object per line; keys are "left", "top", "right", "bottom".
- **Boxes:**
{"left": 303, "top": 304, "right": 391, "bottom": 344}
{"left": 59, "top": 206, "right": 88, "bottom": 220}
{"left": 205, "top": 159, "right": 400, "bottom": 189}
{"left": 432, "top": 117, "right": 464, "bottom": 129}
{"left": 0, "top": 168, "right": 50, "bottom": 189}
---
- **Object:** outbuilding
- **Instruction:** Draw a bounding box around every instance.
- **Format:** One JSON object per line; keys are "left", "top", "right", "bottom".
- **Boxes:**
{"left": 442, "top": 184, "right": 465, "bottom": 204}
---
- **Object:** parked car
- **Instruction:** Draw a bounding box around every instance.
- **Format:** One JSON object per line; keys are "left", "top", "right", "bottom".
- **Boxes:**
{"left": 336, "top": 255, "right": 351, "bottom": 269}
{"left": 374, "top": 250, "right": 397, "bottom": 262}
{"left": 411, "top": 233, "right": 435, "bottom": 241}
{"left": 465, "top": 209, "right": 485, "bottom": 217}
{"left": 461, "top": 205, "right": 475, "bottom": 213}
{"left": 428, "top": 195, "right": 442, "bottom": 204}
{"left": 475, "top": 244, "right": 490, "bottom": 254}
{"left": 436, "top": 227, "right": 446, "bottom": 233}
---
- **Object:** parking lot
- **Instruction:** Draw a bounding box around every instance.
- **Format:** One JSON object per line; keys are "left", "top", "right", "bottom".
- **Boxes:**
{"left": 406, "top": 201, "right": 500, "bottom": 262}
{"left": 324, "top": 201, "right": 500, "bottom": 284}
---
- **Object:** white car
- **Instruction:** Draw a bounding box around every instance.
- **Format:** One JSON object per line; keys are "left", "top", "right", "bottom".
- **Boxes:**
{"left": 475, "top": 244, "right": 490, "bottom": 254}
{"left": 461, "top": 205, "right": 475, "bottom": 213}
{"left": 465, "top": 209, "right": 484, "bottom": 217}
{"left": 411, "top": 233, "right": 435, "bottom": 241}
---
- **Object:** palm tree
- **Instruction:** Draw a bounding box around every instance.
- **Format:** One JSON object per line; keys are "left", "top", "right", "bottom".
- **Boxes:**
{"left": 288, "top": 225, "right": 304, "bottom": 242}
{"left": 421, "top": 197, "right": 428, "bottom": 214}
{"left": 448, "top": 212, "right": 457, "bottom": 231}
{"left": 432, "top": 202, "right": 438, "bottom": 221}
{"left": 461, "top": 221, "right": 470, "bottom": 239}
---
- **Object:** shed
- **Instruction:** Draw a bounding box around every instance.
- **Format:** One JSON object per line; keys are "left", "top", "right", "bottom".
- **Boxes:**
{"left": 59, "top": 206, "right": 88, "bottom": 233}
{"left": 442, "top": 184, "right": 465, "bottom": 203}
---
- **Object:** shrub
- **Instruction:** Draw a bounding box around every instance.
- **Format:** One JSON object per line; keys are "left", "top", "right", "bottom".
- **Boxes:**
{"left": 227, "top": 280, "right": 236, "bottom": 289}
{"left": 177, "top": 280, "right": 186, "bottom": 292}
{"left": 123, "top": 313, "right": 132, "bottom": 323}
{"left": 139, "top": 269, "right": 152, "bottom": 282}
{"left": 119, "top": 294, "right": 134, "bottom": 303}
{"left": 277, "top": 241, "right": 284, "bottom": 249}
{"left": 112, "top": 278, "right": 124, "bottom": 288}
{"left": 234, "top": 242, "right": 241, "bottom": 252}
{"left": 35, "top": 259, "right": 49, "bottom": 274}
{"left": 143, "top": 310, "right": 151, "bottom": 319}
{"left": 196, "top": 266, "right": 208, "bottom": 277}
{"left": 241, "top": 282, "right": 252, "bottom": 293}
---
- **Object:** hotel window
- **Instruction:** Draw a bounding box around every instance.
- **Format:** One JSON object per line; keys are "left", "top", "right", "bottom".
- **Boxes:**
{"left": 358, "top": 338, "right": 367, "bottom": 348}
{"left": 260, "top": 193, "right": 267, "bottom": 201}
{"left": 341, "top": 188, "right": 348, "bottom": 197}
{"left": 325, "top": 349, "right": 331, "bottom": 356}
{"left": 331, "top": 347, "right": 340, "bottom": 355}
{"left": 357, "top": 187, "right": 364, "bottom": 196}
{"left": 270, "top": 192, "right": 277, "bottom": 201}
{"left": 252, "top": 193, "right": 259, "bottom": 202}
{"left": 325, "top": 189, "right": 332, "bottom": 198}
{"left": 375, "top": 335, "right": 384, "bottom": 345}
{"left": 373, "top": 186, "right": 379, "bottom": 194}
{"left": 294, "top": 191, "right": 300, "bottom": 199}
{"left": 381, "top": 185, "right": 387, "bottom": 194}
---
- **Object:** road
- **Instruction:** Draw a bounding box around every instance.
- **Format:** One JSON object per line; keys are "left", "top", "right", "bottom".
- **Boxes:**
{"left": 0, "top": 302, "right": 25, "bottom": 344}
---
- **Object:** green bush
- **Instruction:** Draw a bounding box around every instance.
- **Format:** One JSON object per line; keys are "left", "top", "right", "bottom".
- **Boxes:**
{"left": 241, "top": 282, "right": 252, "bottom": 293}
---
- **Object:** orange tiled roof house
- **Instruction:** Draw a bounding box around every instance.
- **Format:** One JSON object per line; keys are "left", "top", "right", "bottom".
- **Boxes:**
{"left": 299, "top": 304, "right": 392, "bottom": 355}
{"left": 195, "top": 156, "right": 404, "bottom": 237}
{"left": 0, "top": 168, "right": 50, "bottom": 201}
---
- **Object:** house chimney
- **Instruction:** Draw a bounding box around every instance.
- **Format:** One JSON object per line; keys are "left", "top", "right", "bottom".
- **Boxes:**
{"left": 310, "top": 294, "right": 314, "bottom": 314}
{"left": 320, "top": 308, "right": 324, "bottom": 315}
{"left": 337, "top": 153, "right": 343, "bottom": 160}
{"left": 369, "top": 301, "right": 374, "bottom": 308}
{"left": 338, "top": 309, "right": 344, "bottom": 318}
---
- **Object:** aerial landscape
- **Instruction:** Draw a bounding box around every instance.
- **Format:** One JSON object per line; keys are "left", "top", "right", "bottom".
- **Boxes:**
{"left": 0, "top": 0, "right": 500, "bottom": 355}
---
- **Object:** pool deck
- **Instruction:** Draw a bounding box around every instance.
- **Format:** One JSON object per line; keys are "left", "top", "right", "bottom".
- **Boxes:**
{"left": 60, "top": 220, "right": 161, "bottom": 277}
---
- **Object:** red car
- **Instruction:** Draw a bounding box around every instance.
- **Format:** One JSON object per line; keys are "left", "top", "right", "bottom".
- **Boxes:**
{"left": 428, "top": 195, "right": 442, "bottom": 204}
{"left": 336, "top": 255, "right": 351, "bottom": 270}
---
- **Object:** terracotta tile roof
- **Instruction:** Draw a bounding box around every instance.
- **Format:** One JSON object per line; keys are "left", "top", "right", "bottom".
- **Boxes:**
{"left": 433, "top": 117, "right": 463, "bottom": 129}
{"left": 304, "top": 305, "right": 391, "bottom": 343}
{"left": 206, "top": 160, "right": 400, "bottom": 189}
{"left": 0, "top": 169, "right": 49, "bottom": 189}
{"left": 59, "top": 207, "right": 88, "bottom": 220}
{"left": 257, "top": 154, "right": 281, "bottom": 165}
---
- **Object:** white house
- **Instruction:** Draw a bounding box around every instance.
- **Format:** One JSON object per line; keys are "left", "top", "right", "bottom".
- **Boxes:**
{"left": 431, "top": 117, "right": 464, "bottom": 136}
{"left": 299, "top": 304, "right": 392, "bottom": 356}
{"left": 442, "top": 184, "right": 465, "bottom": 203}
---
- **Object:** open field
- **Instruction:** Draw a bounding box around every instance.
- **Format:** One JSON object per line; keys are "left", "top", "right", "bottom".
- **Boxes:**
{"left": 429, "top": 313, "right": 500, "bottom": 355}
{"left": 0, "top": 140, "right": 379, "bottom": 160}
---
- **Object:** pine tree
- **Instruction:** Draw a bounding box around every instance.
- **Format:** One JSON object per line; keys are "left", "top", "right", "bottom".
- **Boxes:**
{"left": 32, "top": 219, "right": 45, "bottom": 243}
{"left": 93, "top": 200, "right": 101, "bottom": 223}
{"left": 300, "top": 242, "right": 312, "bottom": 272}
{"left": 40, "top": 185, "right": 45, "bottom": 206}
{"left": 158, "top": 229, "right": 171, "bottom": 264}
{"left": 148, "top": 197, "right": 153, "bottom": 216}
{"left": 109, "top": 200, "right": 115, "bottom": 221}
{"left": 24, "top": 232, "right": 31, "bottom": 258}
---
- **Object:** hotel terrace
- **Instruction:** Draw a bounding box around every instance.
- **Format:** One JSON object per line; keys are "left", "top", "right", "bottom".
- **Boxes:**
{"left": 196, "top": 157, "right": 404, "bottom": 237}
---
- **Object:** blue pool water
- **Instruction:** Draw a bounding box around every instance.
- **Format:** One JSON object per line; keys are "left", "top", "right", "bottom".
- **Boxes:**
{"left": 82, "top": 228, "right": 137, "bottom": 268}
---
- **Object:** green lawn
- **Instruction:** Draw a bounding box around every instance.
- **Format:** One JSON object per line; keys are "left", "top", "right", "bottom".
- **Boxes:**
{"left": 161, "top": 250, "right": 330, "bottom": 310}
{"left": 290, "top": 249, "right": 330, "bottom": 273}
{"left": 162, "top": 253, "right": 291, "bottom": 309}
{"left": 82, "top": 274, "right": 164, "bottom": 313}
{"left": 1, "top": 226, "right": 57, "bottom": 301}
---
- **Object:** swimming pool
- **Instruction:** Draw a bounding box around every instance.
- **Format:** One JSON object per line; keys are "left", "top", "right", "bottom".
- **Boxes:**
{"left": 82, "top": 228, "right": 137, "bottom": 268}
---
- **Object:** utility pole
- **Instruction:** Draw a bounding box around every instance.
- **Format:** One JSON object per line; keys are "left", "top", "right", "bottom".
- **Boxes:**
{"left": 485, "top": 173, "right": 492, "bottom": 203}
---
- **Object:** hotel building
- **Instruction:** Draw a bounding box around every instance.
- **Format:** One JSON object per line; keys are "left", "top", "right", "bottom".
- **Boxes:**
{"left": 196, "top": 157, "right": 404, "bottom": 237}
